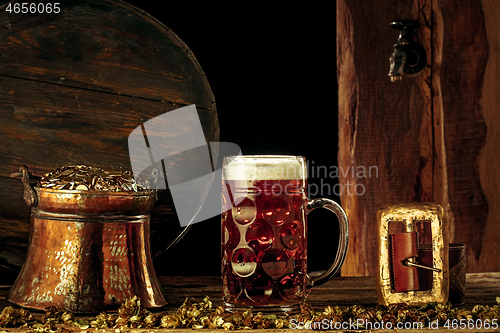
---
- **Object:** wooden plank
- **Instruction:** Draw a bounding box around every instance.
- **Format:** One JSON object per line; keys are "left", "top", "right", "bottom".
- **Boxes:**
{"left": 0, "top": 0, "right": 215, "bottom": 109}
{"left": 0, "top": 274, "right": 498, "bottom": 333}
{"left": 337, "top": 0, "right": 432, "bottom": 276}
{"left": 0, "top": 75, "right": 219, "bottom": 177}
{"left": 158, "top": 273, "right": 500, "bottom": 310}
{"left": 337, "top": 0, "right": 495, "bottom": 276}
{"left": 476, "top": 0, "right": 500, "bottom": 273}
{"left": 438, "top": 0, "right": 489, "bottom": 272}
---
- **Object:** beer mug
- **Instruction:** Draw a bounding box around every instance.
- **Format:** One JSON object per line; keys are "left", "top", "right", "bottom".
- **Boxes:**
{"left": 221, "top": 155, "right": 349, "bottom": 313}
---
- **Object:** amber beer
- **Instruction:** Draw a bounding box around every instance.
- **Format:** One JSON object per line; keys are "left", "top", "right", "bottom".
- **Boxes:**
{"left": 221, "top": 155, "right": 349, "bottom": 313}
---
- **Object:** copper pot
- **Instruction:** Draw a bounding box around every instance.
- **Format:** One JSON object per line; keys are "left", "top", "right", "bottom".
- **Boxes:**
{"left": 8, "top": 166, "right": 167, "bottom": 313}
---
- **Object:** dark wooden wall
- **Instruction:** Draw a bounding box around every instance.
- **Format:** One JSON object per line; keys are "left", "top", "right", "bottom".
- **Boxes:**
{"left": 337, "top": 0, "right": 500, "bottom": 276}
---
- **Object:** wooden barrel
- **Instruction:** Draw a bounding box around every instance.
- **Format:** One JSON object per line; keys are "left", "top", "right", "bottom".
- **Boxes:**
{"left": 0, "top": 0, "right": 219, "bottom": 282}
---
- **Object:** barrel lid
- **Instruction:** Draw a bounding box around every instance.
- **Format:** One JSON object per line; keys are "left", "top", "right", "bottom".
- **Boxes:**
{"left": 0, "top": 0, "right": 219, "bottom": 279}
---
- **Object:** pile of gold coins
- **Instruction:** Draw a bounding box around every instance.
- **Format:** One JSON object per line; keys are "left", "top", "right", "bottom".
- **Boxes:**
{"left": 38, "top": 165, "right": 151, "bottom": 192}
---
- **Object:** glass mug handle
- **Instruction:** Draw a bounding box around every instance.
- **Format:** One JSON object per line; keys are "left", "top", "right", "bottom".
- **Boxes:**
{"left": 306, "top": 198, "right": 349, "bottom": 289}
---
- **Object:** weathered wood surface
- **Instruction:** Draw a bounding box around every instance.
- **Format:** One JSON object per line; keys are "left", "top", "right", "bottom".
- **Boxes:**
{"left": 0, "top": 0, "right": 219, "bottom": 281}
{"left": 337, "top": 0, "right": 498, "bottom": 276}
{"left": 161, "top": 272, "right": 500, "bottom": 311}
{"left": 0, "top": 273, "right": 499, "bottom": 332}
{"left": 476, "top": 0, "right": 500, "bottom": 275}
{"left": 438, "top": 0, "right": 489, "bottom": 273}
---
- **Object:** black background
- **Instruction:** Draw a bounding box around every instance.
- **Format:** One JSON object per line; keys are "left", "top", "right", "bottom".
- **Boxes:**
{"left": 120, "top": 2, "right": 341, "bottom": 277}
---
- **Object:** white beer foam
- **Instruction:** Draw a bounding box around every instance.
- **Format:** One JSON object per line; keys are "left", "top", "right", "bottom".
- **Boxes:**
{"left": 223, "top": 155, "right": 306, "bottom": 181}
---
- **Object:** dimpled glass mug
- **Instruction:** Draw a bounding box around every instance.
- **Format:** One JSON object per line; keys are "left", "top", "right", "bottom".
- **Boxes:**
{"left": 221, "top": 155, "right": 349, "bottom": 313}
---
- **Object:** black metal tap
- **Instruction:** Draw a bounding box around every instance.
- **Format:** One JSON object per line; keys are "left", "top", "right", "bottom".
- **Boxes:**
{"left": 388, "top": 19, "right": 427, "bottom": 82}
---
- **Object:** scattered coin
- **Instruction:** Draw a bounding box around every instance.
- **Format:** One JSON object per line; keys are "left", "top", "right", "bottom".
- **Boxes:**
{"left": 38, "top": 165, "right": 153, "bottom": 192}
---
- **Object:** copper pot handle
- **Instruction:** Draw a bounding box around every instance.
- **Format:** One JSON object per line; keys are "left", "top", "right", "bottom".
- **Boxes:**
{"left": 11, "top": 165, "right": 38, "bottom": 207}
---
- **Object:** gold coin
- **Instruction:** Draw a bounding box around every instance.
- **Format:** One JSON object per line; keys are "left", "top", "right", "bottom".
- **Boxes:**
{"left": 38, "top": 165, "right": 146, "bottom": 192}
